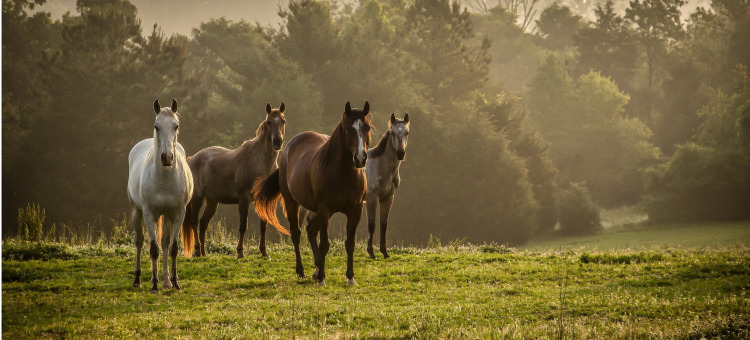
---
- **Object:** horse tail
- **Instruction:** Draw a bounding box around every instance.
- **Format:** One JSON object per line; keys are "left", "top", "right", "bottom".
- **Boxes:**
{"left": 253, "top": 169, "right": 291, "bottom": 236}
{"left": 181, "top": 204, "right": 195, "bottom": 258}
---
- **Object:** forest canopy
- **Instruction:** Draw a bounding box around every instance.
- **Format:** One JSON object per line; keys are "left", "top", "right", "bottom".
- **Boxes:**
{"left": 3, "top": 0, "right": 749, "bottom": 245}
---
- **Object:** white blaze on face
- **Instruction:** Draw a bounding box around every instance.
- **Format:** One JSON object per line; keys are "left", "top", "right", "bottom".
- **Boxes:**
{"left": 353, "top": 119, "right": 366, "bottom": 162}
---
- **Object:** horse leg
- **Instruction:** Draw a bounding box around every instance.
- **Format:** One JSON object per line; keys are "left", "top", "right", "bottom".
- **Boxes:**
{"left": 237, "top": 195, "right": 251, "bottom": 259}
{"left": 258, "top": 219, "right": 270, "bottom": 259}
{"left": 365, "top": 198, "right": 378, "bottom": 259}
{"left": 143, "top": 211, "right": 160, "bottom": 293}
{"left": 345, "top": 204, "right": 363, "bottom": 285}
{"left": 161, "top": 220, "right": 172, "bottom": 289}
{"left": 187, "top": 197, "right": 204, "bottom": 257}
{"left": 312, "top": 207, "right": 331, "bottom": 287}
{"left": 379, "top": 196, "right": 395, "bottom": 259}
{"left": 170, "top": 209, "right": 185, "bottom": 290}
{"left": 284, "top": 198, "right": 305, "bottom": 279}
{"left": 308, "top": 209, "right": 327, "bottom": 283}
{"left": 198, "top": 199, "right": 218, "bottom": 257}
{"left": 132, "top": 207, "right": 144, "bottom": 287}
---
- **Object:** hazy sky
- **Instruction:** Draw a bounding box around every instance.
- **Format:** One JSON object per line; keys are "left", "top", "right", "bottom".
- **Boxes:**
{"left": 37, "top": 0, "right": 710, "bottom": 37}
{"left": 39, "top": 0, "right": 289, "bottom": 36}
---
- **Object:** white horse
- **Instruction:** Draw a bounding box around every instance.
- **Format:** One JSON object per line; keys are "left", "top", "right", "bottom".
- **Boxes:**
{"left": 128, "top": 99, "right": 193, "bottom": 293}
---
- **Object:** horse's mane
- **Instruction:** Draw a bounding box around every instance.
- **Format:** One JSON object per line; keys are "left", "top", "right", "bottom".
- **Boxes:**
{"left": 368, "top": 130, "right": 391, "bottom": 159}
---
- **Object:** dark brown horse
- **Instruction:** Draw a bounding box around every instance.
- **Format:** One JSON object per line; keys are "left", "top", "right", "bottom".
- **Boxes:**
{"left": 254, "top": 101, "right": 372, "bottom": 286}
{"left": 181, "top": 103, "right": 290, "bottom": 259}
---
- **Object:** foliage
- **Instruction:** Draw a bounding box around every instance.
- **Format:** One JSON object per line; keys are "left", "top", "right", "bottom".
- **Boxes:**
{"left": 644, "top": 144, "right": 750, "bottom": 223}
{"left": 645, "top": 66, "right": 750, "bottom": 223}
{"left": 557, "top": 182, "right": 602, "bottom": 236}
{"left": 573, "top": 0, "right": 638, "bottom": 90}
{"left": 526, "top": 57, "right": 661, "bottom": 206}
{"left": 476, "top": 93, "right": 558, "bottom": 234}
{"left": 2, "top": 241, "right": 749, "bottom": 338}
{"left": 473, "top": 5, "right": 544, "bottom": 93}
{"left": 535, "top": 3, "right": 582, "bottom": 50}
{"left": 402, "top": 0, "right": 490, "bottom": 109}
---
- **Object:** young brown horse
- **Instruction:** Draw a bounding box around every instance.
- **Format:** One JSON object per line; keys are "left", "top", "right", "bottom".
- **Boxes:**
{"left": 181, "top": 103, "right": 290, "bottom": 259}
{"left": 254, "top": 101, "right": 372, "bottom": 286}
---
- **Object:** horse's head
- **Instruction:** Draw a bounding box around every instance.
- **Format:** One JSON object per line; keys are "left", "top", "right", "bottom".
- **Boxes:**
{"left": 389, "top": 113, "right": 410, "bottom": 160}
{"left": 153, "top": 99, "right": 180, "bottom": 167}
{"left": 342, "top": 101, "right": 372, "bottom": 168}
{"left": 264, "top": 102, "right": 286, "bottom": 150}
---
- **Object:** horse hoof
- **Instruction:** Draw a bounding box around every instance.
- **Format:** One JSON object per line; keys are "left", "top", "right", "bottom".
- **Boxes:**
{"left": 382, "top": 254, "right": 391, "bottom": 259}
{"left": 132, "top": 283, "right": 141, "bottom": 288}
{"left": 173, "top": 283, "right": 181, "bottom": 290}
{"left": 163, "top": 282, "right": 173, "bottom": 289}
{"left": 298, "top": 275, "right": 307, "bottom": 280}
{"left": 262, "top": 255, "right": 272, "bottom": 260}
{"left": 150, "top": 287, "right": 159, "bottom": 294}
{"left": 312, "top": 268, "right": 319, "bottom": 281}
{"left": 347, "top": 278, "right": 358, "bottom": 286}
{"left": 368, "top": 254, "right": 376, "bottom": 260}
{"left": 317, "top": 280, "right": 326, "bottom": 287}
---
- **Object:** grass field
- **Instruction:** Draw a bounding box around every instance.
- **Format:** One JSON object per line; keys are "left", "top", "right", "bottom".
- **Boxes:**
{"left": 3, "top": 221, "right": 750, "bottom": 339}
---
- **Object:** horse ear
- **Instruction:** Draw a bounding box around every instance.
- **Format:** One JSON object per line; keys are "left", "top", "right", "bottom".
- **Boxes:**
{"left": 404, "top": 113, "right": 410, "bottom": 125}
{"left": 390, "top": 113, "right": 397, "bottom": 125}
{"left": 266, "top": 103, "right": 272, "bottom": 114}
{"left": 345, "top": 101, "right": 352, "bottom": 116}
{"left": 363, "top": 101, "right": 370, "bottom": 115}
{"left": 171, "top": 99, "right": 178, "bottom": 113}
{"left": 153, "top": 99, "right": 160, "bottom": 114}
{"left": 279, "top": 102, "right": 285, "bottom": 114}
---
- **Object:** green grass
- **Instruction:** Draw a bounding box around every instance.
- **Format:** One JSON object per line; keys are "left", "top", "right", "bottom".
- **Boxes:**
{"left": 524, "top": 220, "right": 750, "bottom": 251}
{"left": 3, "top": 223, "right": 750, "bottom": 338}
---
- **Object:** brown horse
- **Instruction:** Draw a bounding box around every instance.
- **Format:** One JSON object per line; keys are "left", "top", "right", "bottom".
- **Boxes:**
{"left": 181, "top": 103, "right": 290, "bottom": 259}
{"left": 254, "top": 101, "right": 372, "bottom": 286}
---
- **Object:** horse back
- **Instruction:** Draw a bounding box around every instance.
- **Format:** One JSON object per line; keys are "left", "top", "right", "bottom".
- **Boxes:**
{"left": 280, "top": 132, "right": 328, "bottom": 210}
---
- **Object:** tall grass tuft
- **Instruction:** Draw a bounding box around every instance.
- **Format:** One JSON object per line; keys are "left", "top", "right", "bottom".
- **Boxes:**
{"left": 17, "top": 203, "right": 46, "bottom": 243}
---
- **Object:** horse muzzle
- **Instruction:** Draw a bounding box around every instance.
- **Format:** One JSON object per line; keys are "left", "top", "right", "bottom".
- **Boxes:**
{"left": 272, "top": 137, "right": 283, "bottom": 150}
{"left": 354, "top": 152, "right": 367, "bottom": 168}
{"left": 396, "top": 150, "right": 406, "bottom": 160}
{"left": 161, "top": 153, "right": 174, "bottom": 167}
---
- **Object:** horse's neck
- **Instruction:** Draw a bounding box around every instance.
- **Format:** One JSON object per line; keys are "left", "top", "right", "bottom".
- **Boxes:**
{"left": 238, "top": 135, "right": 278, "bottom": 169}
{"left": 376, "top": 137, "right": 401, "bottom": 175}
{"left": 317, "top": 125, "right": 359, "bottom": 176}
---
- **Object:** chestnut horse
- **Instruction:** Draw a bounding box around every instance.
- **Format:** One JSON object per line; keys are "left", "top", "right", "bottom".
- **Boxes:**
{"left": 181, "top": 103, "right": 290, "bottom": 259}
{"left": 254, "top": 101, "right": 372, "bottom": 286}
{"left": 303, "top": 113, "right": 410, "bottom": 259}
{"left": 128, "top": 99, "right": 193, "bottom": 293}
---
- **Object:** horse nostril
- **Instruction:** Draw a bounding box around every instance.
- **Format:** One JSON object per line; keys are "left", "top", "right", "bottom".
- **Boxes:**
{"left": 161, "top": 153, "right": 173, "bottom": 166}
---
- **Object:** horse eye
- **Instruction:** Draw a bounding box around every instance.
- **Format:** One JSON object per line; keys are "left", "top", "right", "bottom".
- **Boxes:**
{"left": 154, "top": 126, "right": 159, "bottom": 131}
{"left": 281, "top": 119, "right": 286, "bottom": 124}
{"left": 175, "top": 125, "right": 179, "bottom": 130}
{"left": 266, "top": 121, "right": 272, "bottom": 126}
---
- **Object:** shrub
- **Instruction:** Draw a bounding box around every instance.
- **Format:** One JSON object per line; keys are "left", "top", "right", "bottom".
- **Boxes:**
{"left": 644, "top": 144, "right": 750, "bottom": 223}
{"left": 557, "top": 182, "right": 602, "bottom": 235}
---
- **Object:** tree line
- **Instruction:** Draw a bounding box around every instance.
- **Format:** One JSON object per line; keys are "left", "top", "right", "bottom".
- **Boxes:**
{"left": 3, "top": 0, "right": 749, "bottom": 245}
